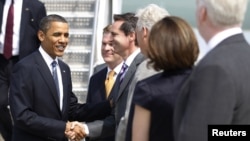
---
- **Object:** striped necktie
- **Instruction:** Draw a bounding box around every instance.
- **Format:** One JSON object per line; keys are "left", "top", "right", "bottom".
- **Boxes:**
{"left": 119, "top": 62, "right": 128, "bottom": 83}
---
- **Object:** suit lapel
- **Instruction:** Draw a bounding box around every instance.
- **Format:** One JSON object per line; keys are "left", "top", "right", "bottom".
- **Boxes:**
{"left": 109, "top": 75, "right": 120, "bottom": 100}
{"left": 100, "top": 68, "right": 108, "bottom": 99}
{"left": 115, "top": 53, "right": 145, "bottom": 101}
{"left": 95, "top": 68, "right": 108, "bottom": 100}
{"left": 58, "top": 60, "right": 68, "bottom": 115}
{"left": 34, "top": 51, "right": 61, "bottom": 110}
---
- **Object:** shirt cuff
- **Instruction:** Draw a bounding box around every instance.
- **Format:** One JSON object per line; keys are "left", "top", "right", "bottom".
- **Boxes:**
{"left": 83, "top": 123, "right": 89, "bottom": 136}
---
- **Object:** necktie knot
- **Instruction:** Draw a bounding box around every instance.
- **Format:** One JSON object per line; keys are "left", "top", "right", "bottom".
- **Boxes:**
{"left": 52, "top": 61, "right": 57, "bottom": 68}
{"left": 107, "top": 70, "right": 115, "bottom": 80}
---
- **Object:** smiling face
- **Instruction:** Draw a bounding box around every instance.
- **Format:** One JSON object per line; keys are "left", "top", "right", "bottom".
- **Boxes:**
{"left": 38, "top": 21, "right": 69, "bottom": 59}
{"left": 101, "top": 32, "right": 114, "bottom": 61}
{"left": 111, "top": 21, "right": 130, "bottom": 58}
{"left": 101, "top": 32, "right": 122, "bottom": 67}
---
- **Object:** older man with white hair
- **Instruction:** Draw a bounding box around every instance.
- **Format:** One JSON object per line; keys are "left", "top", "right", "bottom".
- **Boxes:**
{"left": 174, "top": 0, "right": 250, "bottom": 141}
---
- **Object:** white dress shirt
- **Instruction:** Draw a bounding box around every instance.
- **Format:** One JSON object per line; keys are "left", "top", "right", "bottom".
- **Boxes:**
{"left": 0, "top": 0, "right": 23, "bottom": 55}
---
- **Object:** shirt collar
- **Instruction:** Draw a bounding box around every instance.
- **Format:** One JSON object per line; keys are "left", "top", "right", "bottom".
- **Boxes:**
{"left": 124, "top": 48, "right": 141, "bottom": 67}
{"left": 39, "top": 46, "right": 58, "bottom": 67}
{"left": 208, "top": 27, "right": 242, "bottom": 50}
{"left": 107, "top": 61, "right": 123, "bottom": 76}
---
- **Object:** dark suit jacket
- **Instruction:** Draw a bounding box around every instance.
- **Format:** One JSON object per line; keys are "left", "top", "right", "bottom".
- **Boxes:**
{"left": 93, "top": 63, "right": 107, "bottom": 74}
{"left": 87, "top": 67, "right": 115, "bottom": 104}
{"left": 174, "top": 34, "right": 250, "bottom": 141}
{"left": 86, "top": 52, "right": 145, "bottom": 139}
{"left": 87, "top": 67, "right": 108, "bottom": 105}
{"left": 9, "top": 50, "right": 111, "bottom": 141}
{"left": 86, "top": 67, "right": 114, "bottom": 141}
{"left": 0, "top": 0, "right": 46, "bottom": 59}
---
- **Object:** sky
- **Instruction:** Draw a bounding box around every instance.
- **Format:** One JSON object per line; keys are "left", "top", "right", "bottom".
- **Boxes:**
{"left": 122, "top": 0, "right": 250, "bottom": 29}
{"left": 122, "top": 0, "right": 250, "bottom": 61}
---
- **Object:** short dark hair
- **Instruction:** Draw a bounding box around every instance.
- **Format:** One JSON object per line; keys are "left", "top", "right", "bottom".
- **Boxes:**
{"left": 39, "top": 14, "right": 68, "bottom": 33}
{"left": 113, "top": 13, "right": 138, "bottom": 45}
{"left": 147, "top": 16, "right": 199, "bottom": 71}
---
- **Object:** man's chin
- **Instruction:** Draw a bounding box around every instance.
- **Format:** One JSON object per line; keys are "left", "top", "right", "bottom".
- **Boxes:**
{"left": 104, "top": 58, "right": 114, "bottom": 63}
{"left": 57, "top": 53, "right": 64, "bottom": 57}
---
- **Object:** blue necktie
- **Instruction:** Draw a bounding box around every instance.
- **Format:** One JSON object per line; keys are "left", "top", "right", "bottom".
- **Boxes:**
{"left": 52, "top": 61, "right": 59, "bottom": 99}
{"left": 119, "top": 62, "right": 128, "bottom": 83}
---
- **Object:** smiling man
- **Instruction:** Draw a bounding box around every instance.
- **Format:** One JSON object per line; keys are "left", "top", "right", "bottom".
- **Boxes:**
{"left": 85, "top": 24, "right": 123, "bottom": 141}
{"left": 8, "top": 14, "right": 111, "bottom": 141}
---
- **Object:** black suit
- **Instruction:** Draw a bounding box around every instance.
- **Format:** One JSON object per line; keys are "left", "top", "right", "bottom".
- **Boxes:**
{"left": 86, "top": 52, "right": 145, "bottom": 139}
{"left": 86, "top": 67, "right": 114, "bottom": 141}
{"left": 0, "top": 0, "right": 46, "bottom": 140}
{"left": 93, "top": 63, "right": 106, "bottom": 74}
{"left": 86, "top": 68, "right": 108, "bottom": 105}
{"left": 9, "top": 50, "right": 111, "bottom": 141}
{"left": 174, "top": 33, "right": 250, "bottom": 141}
{"left": 0, "top": 0, "right": 47, "bottom": 59}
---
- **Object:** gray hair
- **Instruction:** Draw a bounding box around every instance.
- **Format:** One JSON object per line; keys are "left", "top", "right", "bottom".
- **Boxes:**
{"left": 198, "top": 0, "right": 248, "bottom": 27}
{"left": 136, "top": 4, "right": 170, "bottom": 31}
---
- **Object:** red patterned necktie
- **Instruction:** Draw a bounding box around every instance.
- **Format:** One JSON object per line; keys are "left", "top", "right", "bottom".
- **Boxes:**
{"left": 3, "top": 0, "right": 14, "bottom": 59}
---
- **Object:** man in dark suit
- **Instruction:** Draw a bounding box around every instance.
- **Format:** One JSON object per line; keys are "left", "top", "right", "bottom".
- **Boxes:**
{"left": 85, "top": 24, "right": 123, "bottom": 141}
{"left": 74, "top": 13, "right": 144, "bottom": 140}
{"left": 9, "top": 14, "right": 111, "bottom": 141}
{"left": 174, "top": 0, "right": 250, "bottom": 141}
{"left": 0, "top": 0, "right": 46, "bottom": 140}
{"left": 116, "top": 4, "right": 170, "bottom": 141}
{"left": 87, "top": 24, "right": 123, "bottom": 105}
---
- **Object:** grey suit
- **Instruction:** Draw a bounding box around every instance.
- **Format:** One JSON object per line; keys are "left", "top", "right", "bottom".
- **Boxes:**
{"left": 86, "top": 53, "right": 145, "bottom": 139}
{"left": 174, "top": 33, "right": 250, "bottom": 141}
{"left": 115, "top": 59, "right": 160, "bottom": 141}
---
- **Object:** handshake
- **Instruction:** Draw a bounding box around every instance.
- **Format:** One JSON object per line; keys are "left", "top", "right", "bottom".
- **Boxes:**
{"left": 65, "top": 121, "right": 87, "bottom": 141}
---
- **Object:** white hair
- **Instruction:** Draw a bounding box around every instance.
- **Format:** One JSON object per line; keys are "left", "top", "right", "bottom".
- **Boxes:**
{"left": 136, "top": 4, "right": 170, "bottom": 31}
{"left": 198, "top": 0, "right": 248, "bottom": 27}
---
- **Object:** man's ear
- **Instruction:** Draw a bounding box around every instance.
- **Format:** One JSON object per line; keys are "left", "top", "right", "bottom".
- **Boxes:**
{"left": 142, "top": 27, "right": 149, "bottom": 39}
{"left": 128, "top": 31, "right": 136, "bottom": 42}
{"left": 199, "top": 6, "right": 207, "bottom": 24}
{"left": 37, "top": 30, "right": 45, "bottom": 42}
